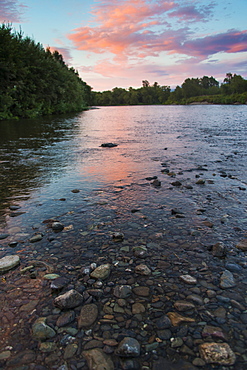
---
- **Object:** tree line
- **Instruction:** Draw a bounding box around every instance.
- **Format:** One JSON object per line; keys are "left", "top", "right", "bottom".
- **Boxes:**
{"left": 0, "top": 24, "right": 93, "bottom": 120}
{"left": 93, "top": 74, "right": 247, "bottom": 106}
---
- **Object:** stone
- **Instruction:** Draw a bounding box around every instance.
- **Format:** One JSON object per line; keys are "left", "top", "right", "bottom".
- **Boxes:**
{"left": 113, "top": 285, "right": 132, "bottom": 298}
{"left": 101, "top": 143, "right": 118, "bottom": 148}
{"left": 50, "top": 277, "right": 69, "bottom": 291}
{"left": 115, "top": 337, "right": 140, "bottom": 357}
{"left": 0, "top": 255, "right": 20, "bottom": 273}
{"left": 56, "top": 310, "right": 75, "bottom": 327}
{"left": 196, "top": 179, "right": 205, "bottom": 185}
{"left": 64, "top": 343, "right": 78, "bottom": 359}
{"left": 202, "top": 325, "right": 227, "bottom": 340}
{"left": 212, "top": 242, "right": 226, "bottom": 257}
{"left": 155, "top": 315, "right": 172, "bottom": 329}
{"left": 199, "top": 342, "right": 236, "bottom": 365}
{"left": 90, "top": 264, "right": 111, "bottom": 280}
{"left": 43, "top": 273, "right": 60, "bottom": 280}
{"left": 236, "top": 239, "right": 247, "bottom": 251}
{"left": 39, "top": 342, "right": 57, "bottom": 352}
{"left": 78, "top": 303, "right": 98, "bottom": 328}
{"left": 32, "top": 317, "right": 56, "bottom": 341}
{"left": 51, "top": 222, "right": 64, "bottom": 232}
{"left": 29, "top": 234, "right": 43, "bottom": 243}
{"left": 167, "top": 312, "right": 195, "bottom": 326}
{"left": 132, "top": 245, "right": 147, "bottom": 258}
{"left": 0, "top": 233, "right": 9, "bottom": 240}
{"left": 112, "top": 232, "right": 124, "bottom": 241}
{"left": 135, "top": 264, "right": 151, "bottom": 276}
{"left": 174, "top": 300, "right": 195, "bottom": 312}
{"left": 152, "top": 179, "right": 161, "bottom": 187}
{"left": 54, "top": 289, "right": 84, "bottom": 309}
{"left": 132, "top": 286, "right": 150, "bottom": 297}
{"left": 0, "top": 351, "right": 11, "bottom": 360}
{"left": 171, "top": 337, "right": 183, "bottom": 348}
{"left": 220, "top": 270, "right": 236, "bottom": 289}
{"left": 186, "top": 294, "right": 204, "bottom": 305}
{"left": 83, "top": 348, "right": 114, "bottom": 370}
{"left": 171, "top": 181, "right": 182, "bottom": 186}
{"left": 132, "top": 303, "right": 145, "bottom": 314}
{"left": 180, "top": 275, "right": 197, "bottom": 285}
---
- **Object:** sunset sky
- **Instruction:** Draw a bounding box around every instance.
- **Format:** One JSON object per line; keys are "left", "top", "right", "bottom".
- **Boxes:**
{"left": 1, "top": 0, "right": 247, "bottom": 91}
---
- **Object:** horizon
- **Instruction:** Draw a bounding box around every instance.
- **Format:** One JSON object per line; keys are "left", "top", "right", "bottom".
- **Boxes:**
{"left": 1, "top": 0, "right": 247, "bottom": 92}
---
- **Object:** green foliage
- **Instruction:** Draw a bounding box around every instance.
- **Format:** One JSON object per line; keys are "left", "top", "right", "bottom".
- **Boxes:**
{"left": 0, "top": 23, "right": 92, "bottom": 120}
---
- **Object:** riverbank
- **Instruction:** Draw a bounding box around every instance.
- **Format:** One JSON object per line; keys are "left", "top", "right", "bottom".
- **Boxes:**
{"left": 1, "top": 157, "right": 247, "bottom": 369}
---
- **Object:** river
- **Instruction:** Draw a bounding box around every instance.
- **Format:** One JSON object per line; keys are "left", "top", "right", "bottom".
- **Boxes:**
{"left": 0, "top": 105, "right": 247, "bottom": 369}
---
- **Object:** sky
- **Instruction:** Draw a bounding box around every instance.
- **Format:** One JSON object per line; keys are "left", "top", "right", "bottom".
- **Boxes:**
{"left": 1, "top": 0, "right": 247, "bottom": 91}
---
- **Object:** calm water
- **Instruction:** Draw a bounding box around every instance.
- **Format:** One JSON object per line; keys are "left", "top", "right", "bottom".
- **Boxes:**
{"left": 0, "top": 105, "right": 246, "bottom": 233}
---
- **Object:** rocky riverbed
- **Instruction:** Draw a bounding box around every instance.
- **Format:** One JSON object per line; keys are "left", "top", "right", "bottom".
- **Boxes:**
{"left": 0, "top": 159, "right": 247, "bottom": 370}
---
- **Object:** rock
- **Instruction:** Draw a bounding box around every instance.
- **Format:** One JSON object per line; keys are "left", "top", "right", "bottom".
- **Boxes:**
{"left": 112, "top": 232, "right": 124, "bottom": 241}
{"left": 151, "top": 179, "right": 161, "bottom": 187}
{"left": 236, "top": 239, "right": 247, "bottom": 251}
{"left": 180, "top": 275, "right": 197, "bottom": 285}
{"left": 132, "top": 245, "right": 147, "bottom": 258}
{"left": 171, "top": 181, "right": 182, "bottom": 186}
{"left": 220, "top": 270, "right": 236, "bottom": 289}
{"left": 0, "top": 233, "right": 9, "bottom": 240}
{"left": 43, "top": 273, "right": 60, "bottom": 280}
{"left": 171, "top": 337, "right": 183, "bottom": 348}
{"left": 90, "top": 264, "right": 111, "bottom": 280}
{"left": 199, "top": 342, "right": 236, "bottom": 365}
{"left": 51, "top": 222, "right": 64, "bottom": 232}
{"left": 54, "top": 289, "right": 84, "bottom": 309}
{"left": 225, "top": 262, "right": 242, "bottom": 272}
{"left": 167, "top": 312, "right": 195, "bottom": 326}
{"left": 212, "top": 242, "right": 226, "bottom": 257}
{"left": 78, "top": 303, "right": 98, "bottom": 328}
{"left": 202, "top": 325, "right": 227, "bottom": 340}
{"left": 132, "top": 286, "right": 150, "bottom": 297}
{"left": 113, "top": 285, "right": 132, "bottom": 298}
{"left": 196, "top": 179, "right": 205, "bottom": 185}
{"left": 39, "top": 342, "right": 57, "bottom": 352}
{"left": 83, "top": 348, "right": 114, "bottom": 370}
{"left": 71, "top": 189, "right": 80, "bottom": 193}
{"left": 30, "top": 234, "right": 43, "bottom": 243}
{"left": 0, "top": 351, "right": 11, "bottom": 360}
{"left": 115, "top": 337, "right": 141, "bottom": 357}
{"left": 64, "top": 343, "right": 78, "bottom": 359}
{"left": 174, "top": 300, "right": 195, "bottom": 312}
{"left": 0, "top": 255, "right": 20, "bottom": 273}
{"left": 132, "top": 302, "right": 145, "bottom": 314}
{"left": 155, "top": 315, "right": 172, "bottom": 329}
{"left": 135, "top": 264, "right": 151, "bottom": 276}
{"left": 101, "top": 143, "right": 118, "bottom": 148}
{"left": 50, "top": 277, "right": 70, "bottom": 291}
{"left": 56, "top": 311, "right": 75, "bottom": 327}
{"left": 186, "top": 294, "right": 204, "bottom": 305}
{"left": 32, "top": 317, "right": 56, "bottom": 341}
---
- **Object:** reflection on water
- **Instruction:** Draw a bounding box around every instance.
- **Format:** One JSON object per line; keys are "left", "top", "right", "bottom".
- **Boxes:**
{"left": 0, "top": 105, "right": 247, "bottom": 228}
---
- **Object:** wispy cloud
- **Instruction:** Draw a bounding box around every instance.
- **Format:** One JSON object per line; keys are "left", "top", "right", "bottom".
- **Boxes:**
{"left": 0, "top": 0, "right": 26, "bottom": 23}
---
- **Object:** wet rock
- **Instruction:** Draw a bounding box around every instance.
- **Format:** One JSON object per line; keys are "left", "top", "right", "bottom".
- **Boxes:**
{"left": 30, "top": 234, "right": 43, "bottom": 243}
{"left": 39, "top": 342, "right": 57, "bottom": 352}
{"left": 132, "top": 286, "right": 150, "bottom": 297}
{"left": 44, "top": 273, "right": 60, "bottom": 280}
{"left": 199, "top": 342, "right": 236, "bottom": 365}
{"left": 78, "top": 303, "right": 98, "bottom": 328}
{"left": 174, "top": 300, "right": 195, "bottom": 312}
{"left": 64, "top": 343, "right": 78, "bottom": 359}
{"left": 101, "top": 143, "right": 118, "bottom": 148}
{"left": 112, "top": 232, "right": 124, "bottom": 241}
{"left": 0, "top": 255, "right": 20, "bottom": 273}
{"left": 132, "top": 245, "right": 147, "bottom": 258}
{"left": 167, "top": 312, "right": 195, "bottom": 326}
{"left": 186, "top": 294, "right": 204, "bottom": 305}
{"left": 71, "top": 189, "right": 80, "bottom": 193}
{"left": 32, "top": 317, "right": 56, "bottom": 341}
{"left": 90, "top": 264, "right": 111, "bottom": 280}
{"left": 212, "top": 242, "right": 226, "bottom": 258}
{"left": 54, "top": 289, "right": 84, "bottom": 309}
{"left": 220, "top": 270, "right": 236, "bottom": 289}
{"left": 155, "top": 315, "right": 172, "bottom": 329}
{"left": 132, "top": 302, "right": 145, "bottom": 314}
{"left": 236, "top": 239, "right": 247, "bottom": 251}
{"left": 225, "top": 262, "right": 242, "bottom": 272}
{"left": 51, "top": 222, "right": 64, "bottom": 232}
{"left": 171, "top": 337, "right": 183, "bottom": 348}
{"left": 180, "top": 274, "right": 197, "bottom": 285}
{"left": 196, "top": 179, "right": 205, "bottom": 185}
{"left": 152, "top": 179, "right": 161, "bottom": 187}
{"left": 115, "top": 337, "right": 140, "bottom": 357}
{"left": 83, "top": 348, "right": 114, "bottom": 370}
{"left": 171, "top": 181, "right": 182, "bottom": 187}
{"left": 50, "top": 277, "right": 70, "bottom": 291}
{"left": 202, "top": 325, "right": 227, "bottom": 340}
{"left": 135, "top": 264, "right": 151, "bottom": 276}
{"left": 56, "top": 310, "right": 75, "bottom": 327}
{"left": 113, "top": 285, "right": 132, "bottom": 298}
{"left": 0, "top": 233, "right": 9, "bottom": 240}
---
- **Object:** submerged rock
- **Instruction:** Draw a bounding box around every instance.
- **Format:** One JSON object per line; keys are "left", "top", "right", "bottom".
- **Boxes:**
{"left": 220, "top": 270, "right": 236, "bottom": 289}
{"left": 199, "top": 342, "right": 236, "bottom": 365}
{"left": 0, "top": 255, "right": 20, "bottom": 273}
{"left": 90, "top": 264, "right": 111, "bottom": 280}
{"left": 54, "top": 289, "right": 84, "bottom": 309}
{"left": 83, "top": 348, "right": 114, "bottom": 370}
{"left": 78, "top": 303, "right": 98, "bottom": 328}
{"left": 115, "top": 337, "right": 141, "bottom": 357}
{"left": 32, "top": 317, "right": 56, "bottom": 341}
{"left": 101, "top": 143, "right": 118, "bottom": 148}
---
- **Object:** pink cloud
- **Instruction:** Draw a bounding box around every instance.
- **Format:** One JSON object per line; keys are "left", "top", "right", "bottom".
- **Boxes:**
{"left": 169, "top": 2, "right": 215, "bottom": 22}
{"left": 48, "top": 46, "right": 73, "bottom": 64}
{"left": 0, "top": 0, "right": 26, "bottom": 23}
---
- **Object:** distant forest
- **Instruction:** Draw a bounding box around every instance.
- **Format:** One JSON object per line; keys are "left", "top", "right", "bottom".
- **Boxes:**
{"left": 93, "top": 74, "right": 247, "bottom": 106}
{"left": 0, "top": 24, "right": 92, "bottom": 120}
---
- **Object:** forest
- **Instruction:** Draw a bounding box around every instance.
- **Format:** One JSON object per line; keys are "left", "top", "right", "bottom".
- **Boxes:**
{"left": 93, "top": 74, "right": 247, "bottom": 106}
{"left": 0, "top": 24, "right": 92, "bottom": 120}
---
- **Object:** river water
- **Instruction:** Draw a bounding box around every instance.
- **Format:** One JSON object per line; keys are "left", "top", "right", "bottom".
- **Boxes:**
{"left": 0, "top": 105, "right": 247, "bottom": 369}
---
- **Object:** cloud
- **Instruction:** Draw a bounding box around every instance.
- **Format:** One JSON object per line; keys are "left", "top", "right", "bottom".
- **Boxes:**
{"left": 0, "top": 0, "right": 26, "bottom": 23}
{"left": 48, "top": 46, "right": 73, "bottom": 64}
{"left": 182, "top": 29, "right": 247, "bottom": 57}
{"left": 168, "top": 2, "right": 215, "bottom": 22}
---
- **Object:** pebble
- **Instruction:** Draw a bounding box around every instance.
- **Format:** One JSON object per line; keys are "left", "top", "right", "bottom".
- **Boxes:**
{"left": 90, "top": 263, "right": 111, "bottom": 280}
{"left": 78, "top": 303, "right": 98, "bottom": 328}
{"left": 54, "top": 289, "right": 84, "bottom": 309}
{"left": 0, "top": 255, "right": 20, "bottom": 273}
{"left": 32, "top": 317, "right": 56, "bottom": 341}
{"left": 180, "top": 274, "right": 197, "bottom": 285}
{"left": 115, "top": 337, "right": 141, "bottom": 357}
{"left": 220, "top": 270, "right": 236, "bottom": 289}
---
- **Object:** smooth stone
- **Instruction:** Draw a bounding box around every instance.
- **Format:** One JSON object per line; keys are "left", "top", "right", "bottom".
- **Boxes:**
{"left": 167, "top": 312, "right": 195, "bottom": 326}
{"left": 220, "top": 270, "right": 236, "bottom": 289}
{"left": 132, "top": 286, "right": 150, "bottom": 297}
{"left": 29, "top": 234, "right": 43, "bottom": 243}
{"left": 56, "top": 311, "right": 76, "bottom": 327}
{"left": 51, "top": 222, "right": 64, "bottom": 232}
{"left": 0, "top": 351, "right": 11, "bottom": 360}
{"left": 202, "top": 325, "right": 227, "bottom": 340}
{"left": 90, "top": 264, "right": 111, "bottom": 280}
{"left": 157, "top": 329, "right": 172, "bottom": 340}
{"left": 0, "top": 234, "right": 9, "bottom": 240}
{"left": 155, "top": 315, "right": 172, "bottom": 329}
{"left": 187, "top": 294, "right": 204, "bottom": 305}
{"left": 134, "top": 264, "right": 151, "bottom": 276}
{"left": 32, "top": 317, "right": 56, "bottom": 341}
{"left": 171, "top": 337, "right": 183, "bottom": 348}
{"left": 132, "top": 303, "right": 145, "bottom": 314}
{"left": 0, "top": 255, "right": 20, "bottom": 273}
{"left": 83, "top": 349, "right": 114, "bottom": 370}
{"left": 43, "top": 273, "right": 60, "bottom": 280}
{"left": 50, "top": 277, "right": 69, "bottom": 291}
{"left": 196, "top": 179, "right": 205, "bottom": 185}
{"left": 225, "top": 262, "right": 242, "bottom": 272}
{"left": 199, "top": 342, "right": 236, "bottom": 365}
{"left": 236, "top": 239, "right": 247, "bottom": 251}
{"left": 54, "top": 289, "right": 84, "bottom": 309}
{"left": 78, "top": 304, "right": 98, "bottom": 328}
{"left": 39, "top": 342, "right": 57, "bottom": 352}
{"left": 174, "top": 300, "right": 195, "bottom": 312}
{"left": 64, "top": 343, "right": 78, "bottom": 359}
{"left": 113, "top": 285, "right": 132, "bottom": 298}
{"left": 212, "top": 242, "right": 226, "bottom": 257}
{"left": 180, "top": 274, "right": 197, "bottom": 285}
{"left": 115, "top": 337, "right": 140, "bottom": 357}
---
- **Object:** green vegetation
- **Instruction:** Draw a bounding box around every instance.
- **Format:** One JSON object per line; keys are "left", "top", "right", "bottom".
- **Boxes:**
{"left": 0, "top": 24, "right": 92, "bottom": 120}
{"left": 93, "top": 74, "right": 247, "bottom": 106}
